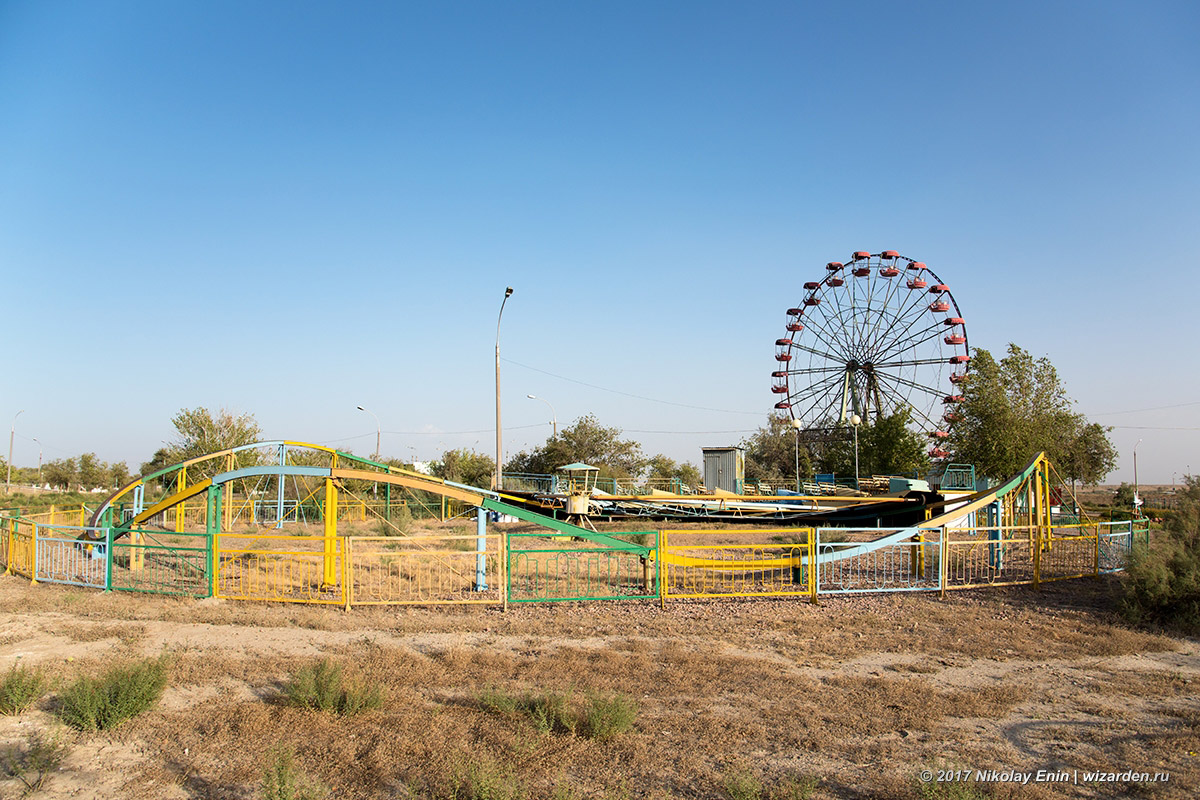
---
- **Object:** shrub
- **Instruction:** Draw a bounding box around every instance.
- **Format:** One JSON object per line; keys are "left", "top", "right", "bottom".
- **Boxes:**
{"left": 724, "top": 768, "right": 762, "bottom": 800}
{"left": 261, "top": 747, "right": 326, "bottom": 800}
{"left": 478, "top": 687, "right": 636, "bottom": 740}
{"left": 1122, "top": 476, "right": 1200, "bottom": 633}
{"left": 0, "top": 664, "right": 47, "bottom": 715}
{"left": 284, "top": 659, "right": 382, "bottom": 715}
{"left": 579, "top": 693, "right": 637, "bottom": 740}
{"left": 2, "top": 728, "right": 71, "bottom": 795}
{"left": 58, "top": 655, "right": 170, "bottom": 731}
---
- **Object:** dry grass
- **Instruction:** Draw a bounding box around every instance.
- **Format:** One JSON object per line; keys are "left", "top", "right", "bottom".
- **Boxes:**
{"left": 0, "top": 571, "right": 1196, "bottom": 799}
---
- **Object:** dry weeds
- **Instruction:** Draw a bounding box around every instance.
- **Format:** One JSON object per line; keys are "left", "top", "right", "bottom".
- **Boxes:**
{"left": 0, "top": 572, "right": 1196, "bottom": 799}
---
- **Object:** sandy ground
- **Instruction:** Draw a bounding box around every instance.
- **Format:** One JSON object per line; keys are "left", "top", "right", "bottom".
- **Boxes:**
{"left": 1, "top": 574, "right": 1197, "bottom": 800}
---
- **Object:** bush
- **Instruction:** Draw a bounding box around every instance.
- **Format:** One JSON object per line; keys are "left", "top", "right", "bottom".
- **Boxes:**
{"left": 580, "top": 693, "right": 637, "bottom": 740}
{"left": 477, "top": 687, "right": 636, "bottom": 740}
{"left": 284, "top": 659, "right": 382, "bottom": 715}
{"left": 58, "top": 655, "right": 170, "bottom": 731}
{"left": 261, "top": 747, "right": 326, "bottom": 800}
{"left": 0, "top": 664, "right": 47, "bottom": 715}
{"left": 1122, "top": 476, "right": 1200, "bottom": 633}
{"left": 2, "top": 728, "right": 71, "bottom": 795}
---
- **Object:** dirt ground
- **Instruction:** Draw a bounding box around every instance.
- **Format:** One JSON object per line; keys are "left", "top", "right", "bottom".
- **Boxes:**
{"left": 0, "top": 572, "right": 1196, "bottom": 800}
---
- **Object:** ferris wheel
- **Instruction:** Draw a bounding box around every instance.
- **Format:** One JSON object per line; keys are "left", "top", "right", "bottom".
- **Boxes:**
{"left": 771, "top": 251, "right": 969, "bottom": 458}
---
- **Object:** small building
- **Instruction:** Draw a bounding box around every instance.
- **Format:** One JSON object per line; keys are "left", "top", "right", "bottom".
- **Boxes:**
{"left": 702, "top": 447, "right": 744, "bottom": 494}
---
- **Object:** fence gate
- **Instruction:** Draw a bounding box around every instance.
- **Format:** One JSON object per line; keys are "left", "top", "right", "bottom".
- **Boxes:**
{"left": 507, "top": 531, "right": 657, "bottom": 603}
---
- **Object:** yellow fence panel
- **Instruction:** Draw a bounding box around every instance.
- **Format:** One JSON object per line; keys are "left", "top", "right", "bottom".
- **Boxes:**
{"left": 661, "top": 529, "right": 814, "bottom": 600}
{"left": 943, "top": 527, "right": 1036, "bottom": 589}
{"left": 214, "top": 533, "right": 345, "bottom": 605}
{"left": 349, "top": 534, "right": 504, "bottom": 606}
{"left": 1041, "top": 523, "right": 1100, "bottom": 582}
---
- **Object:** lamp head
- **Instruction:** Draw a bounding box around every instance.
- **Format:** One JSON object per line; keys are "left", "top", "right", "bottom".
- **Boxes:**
{"left": 356, "top": 405, "right": 365, "bottom": 411}
{"left": 850, "top": 414, "right": 862, "bottom": 426}
{"left": 527, "top": 394, "right": 536, "bottom": 399}
{"left": 504, "top": 287, "right": 514, "bottom": 297}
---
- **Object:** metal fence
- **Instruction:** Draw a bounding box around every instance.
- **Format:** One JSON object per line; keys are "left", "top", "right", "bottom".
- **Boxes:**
{"left": 660, "top": 529, "right": 815, "bottom": 601}
{"left": 507, "top": 532, "right": 656, "bottom": 603}
{"left": 0, "top": 511, "right": 1150, "bottom": 608}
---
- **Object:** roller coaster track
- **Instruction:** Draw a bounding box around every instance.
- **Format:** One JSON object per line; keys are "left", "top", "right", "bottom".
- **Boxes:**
{"left": 90, "top": 441, "right": 1051, "bottom": 572}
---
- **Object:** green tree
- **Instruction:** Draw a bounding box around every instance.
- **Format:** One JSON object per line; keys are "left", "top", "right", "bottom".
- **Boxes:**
{"left": 108, "top": 461, "right": 131, "bottom": 489}
{"left": 741, "top": 414, "right": 811, "bottom": 486}
{"left": 77, "top": 453, "right": 107, "bottom": 489}
{"left": 505, "top": 414, "right": 646, "bottom": 480}
{"left": 165, "top": 407, "right": 263, "bottom": 478}
{"left": 43, "top": 458, "right": 77, "bottom": 490}
{"left": 947, "top": 344, "right": 1116, "bottom": 481}
{"left": 432, "top": 448, "right": 495, "bottom": 489}
{"left": 1122, "top": 475, "right": 1200, "bottom": 632}
{"left": 644, "top": 454, "right": 702, "bottom": 490}
{"left": 817, "top": 408, "right": 930, "bottom": 479}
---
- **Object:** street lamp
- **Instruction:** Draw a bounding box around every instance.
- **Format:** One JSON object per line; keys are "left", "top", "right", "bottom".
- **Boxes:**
{"left": 6, "top": 409, "right": 24, "bottom": 493}
{"left": 31, "top": 437, "right": 42, "bottom": 484}
{"left": 356, "top": 405, "right": 381, "bottom": 460}
{"left": 791, "top": 418, "right": 804, "bottom": 492}
{"left": 526, "top": 394, "right": 557, "bottom": 438}
{"left": 495, "top": 287, "right": 514, "bottom": 491}
{"left": 850, "top": 413, "right": 862, "bottom": 490}
{"left": 1133, "top": 438, "right": 1143, "bottom": 514}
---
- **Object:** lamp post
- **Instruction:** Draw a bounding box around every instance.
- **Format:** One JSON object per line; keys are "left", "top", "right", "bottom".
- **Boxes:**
{"left": 791, "top": 418, "right": 804, "bottom": 492}
{"left": 850, "top": 413, "right": 862, "bottom": 490}
{"left": 6, "top": 409, "right": 24, "bottom": 493}
{"left": 495, "top": 287, "right": 514, "bottom": 491}
{"left": 356, "top": 405, "right": 381, "bottom": 460}
{"left": 31, "top": 437, "right": 42, "bottom": 484}
{"left": 1133, "top": 438, "right": 1143, "bottom": 514}
{"left": 526, "top": 394, "right": 557, "bottom": 438}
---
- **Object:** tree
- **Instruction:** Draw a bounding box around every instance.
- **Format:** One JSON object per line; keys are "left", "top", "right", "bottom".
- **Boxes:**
{"left": 505, "top": 414, "right": 646, "bottom": 480}
{"left": 109, "top": 461, "right": 131, "bottom": 489}
{"left": 644, "top": 454, "right": 703, "bottom": 490}
{"left": 43, "top": 458, "right": 76, "bottom": 490}
{"left": 817, "top": 408, "right": 930, "bottom": 479}
{"left": 741, "top": 414, "right": 811, "bottom": 486}
{"left": 947, "top": 344, "right": 1116, "bottom": 482}
{"left": 433, "top": 448, "right": 495, "bottom": 489}
{"left": 77, "top": 453, "right": 107, "bottom": 490}
{"left": 166, "top": 407, "right": 263, "bottom": 477}
{"left": 1122, "top": 475, "right": 1200, "bottom": 632}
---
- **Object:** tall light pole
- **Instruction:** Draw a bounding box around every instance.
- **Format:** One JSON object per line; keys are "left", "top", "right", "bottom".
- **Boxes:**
{"left": 526, "top": 394, "right": 557, "bottom": 438}
{"left": 495, "top": 287, "right": 514, "bottom": 491}
{"left": 791, "top": 418, "right": 804, "bottom": 492}
{"left": 356, "top": 405, "right": 381, "bottom": 460}
{"left": 31, "top": 437, "right": 42, "bottom": 484}
{"left": 6, "top": 409, "right": 24, "bottom": 493}
{"left": 1133, "top": 438, "right": 1143, "bottom": 514}
{"left": 850, "top": 413, "right": 862, "bottom": 490}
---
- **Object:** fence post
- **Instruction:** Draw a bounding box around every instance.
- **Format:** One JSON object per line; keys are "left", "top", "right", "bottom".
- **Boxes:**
{"left": 809, "top": 527, "right": 817, "bottom": 603}
{"left": 343, "top": 537, "right": 352, "bottom": 611}
{"left": 4, "top": 517, "right": 13, "bottom": 575}
{"left": 658, "top": 529, "right": 666, "bottom": 610}
{"left": 475, "top": 507, "right": 488, "bottom": 591}
{"left": 939, "top": 528, "right": 947, "bottom": 597}
{"left": 30, "top": 522, "right": 38, "bottom": 584}
{"left": 105, "top": 526, "right": 113, "bottom": 591}
{"left": 501, "top": 530, "right": 508, "bottom": 612}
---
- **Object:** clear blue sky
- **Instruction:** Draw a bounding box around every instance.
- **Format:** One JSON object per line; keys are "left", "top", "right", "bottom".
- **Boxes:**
{"left": 2, "top": 1, "right": 1197, "bottom": 484}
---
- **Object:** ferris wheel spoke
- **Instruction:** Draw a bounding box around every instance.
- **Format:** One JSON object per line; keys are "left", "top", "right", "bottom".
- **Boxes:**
{"left": 789, "top": 341, "right": 848, "bottom": 365}
{"left": 862, "top": 286, "right": 933, "bottom": 358}
{"left": 820, "top": 276, "right": 861, "bottom": 355}
{"left": 871, "top": 368, "right": 946, "bottom": 399}
{"left": 873, "top": 356, "right": 949, "bottom": 368}
{"left": 873, "top": 373, "right": 944, "bottom": 431}
{"left": 873, "top": 320, "right": 946, "bottom": 362}
{"left": 784, "top": 365, "right": 848, "bottom": 376}
{"left": 802, "top": 302, "right": 856, "bottom": 360}
{"left": 788, "top": 372, "right": 849, "bottom": 422}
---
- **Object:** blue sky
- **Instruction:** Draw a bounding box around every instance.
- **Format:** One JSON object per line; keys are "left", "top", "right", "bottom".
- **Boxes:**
{"left": 2, "top": 0, "right": 1197, "bottom": 484}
